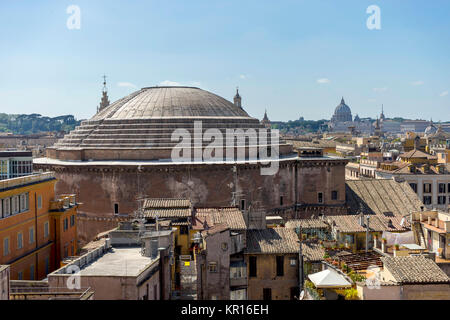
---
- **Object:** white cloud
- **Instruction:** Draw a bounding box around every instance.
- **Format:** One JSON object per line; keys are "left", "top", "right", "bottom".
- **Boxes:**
{"left": 368, "top": 98, "right": 376, "bottom": 102}
{"left": 439, "top": 90, "right": 448, "bottom": 97}
{"left": 317, "top": 78, "right": 330, "bottom": 84}
{"left": 158, "top": 80, "right": 203, "bottom": 88}
{"left": 239, "top": 75, "right": 246, "bottom": 79}
{"left": 411, "top": 81, "right": 424, "bottom": 86}
{"left": 373, "top": 87, "right": 388, "bottom": 92}
{"left": 117, "top": 82, "right": 137, "bottom": 88}
{"left": 159, "top": 80, "right": 182, "bottom": 86}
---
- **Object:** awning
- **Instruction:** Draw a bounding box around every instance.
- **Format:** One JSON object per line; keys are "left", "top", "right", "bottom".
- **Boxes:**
{"left": 308, "top": 269, "right": 352, "bottom": 288}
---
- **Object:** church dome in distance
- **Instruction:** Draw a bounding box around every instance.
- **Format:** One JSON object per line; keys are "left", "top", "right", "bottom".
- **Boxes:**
{"left": 331, "top": 97, "right": 352, "bottom": 122}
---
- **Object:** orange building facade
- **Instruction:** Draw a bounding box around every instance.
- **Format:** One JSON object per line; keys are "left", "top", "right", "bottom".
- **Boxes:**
{"left": 0, "top": 172, "right": 78, "bottom": 280}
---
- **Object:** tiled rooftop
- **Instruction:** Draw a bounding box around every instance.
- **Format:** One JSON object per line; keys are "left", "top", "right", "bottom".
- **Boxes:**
{"left": 301, "top": 242, "right": 326, "bottom": 262}
{"left": 285, "top": 219, "right": 329, "bottom": 230}
{"left": 245, "top": 228, "right": 299, "bottom": 254}
{"left": 327, "top": 214, "right": 409, "bottom": 233}
{"left": 345, "top": 179, "right": 423, "bottom": 216}
{"left": 143, "top": 198, "right": 191, "bottom": 209}
{"left": 194, "top": 207, "right": 247, "bottom": 231}
{"left": 143, "top": 198, "right": 192, "bottom": 218}
{"left": 381, "top": 256, "right": 450, "bottom": 284}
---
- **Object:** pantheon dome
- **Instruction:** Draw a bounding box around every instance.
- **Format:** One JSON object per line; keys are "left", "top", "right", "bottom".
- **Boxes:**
{"left": 331, "top": 97, "right": 352, "bottom": 123}
{"left": 47, "top": 86, "right": 292, "bottom": 161}
{"left": 35, "top": 85, "right": 347, "bottom": 244}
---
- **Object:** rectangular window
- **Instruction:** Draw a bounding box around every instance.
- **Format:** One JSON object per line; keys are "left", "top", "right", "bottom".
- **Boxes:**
{"left": 44, "top": 221, "right": 49, "bottom": 238}
{"left": 19, "top": 193, "right": 29, "bottom": 212}
{"left": 70, "top": 215, "right": 75, "bottom": 227}
{"left": 438, "top": 196, "right": 446, "bottom": 205}
{"left": 45, "top": 257, "right": 50, "bottom": 275}
{"left": 114, "top": 203, "right": 119, "bottom": 214}
{"left": 280, "top": 196, "right": 284, "bottom": 206}
{"left": 318, "top": 192, "right": 323, "bottom": 204}
{"left": 29, "top": 227, "right": 35, "bottom": 244}
{"left": 409, "top": 183, "right": 418, "bottom": 193}
{"left": 179, "top": 225, "right": 188, "bottom": 235}
{"left": 17, "top": 232, "right": 23, "bottom": 249}
{"left": 263, "top": 288, "right": 272, "bottom": 301}
{"left": 290, "top": 258, "right": 296, "bottom": 266}
{"left": 424, "top": 183, "right": 432, "bottom": 194}
{"left": 240, "top": 199, "right": 246, "bottom": 211}
{"left": 18, "top": 271, "right": 23, "bottom": 280}
{"left": 64, "top": 218, "right": 68, "bottom": 231}
{"left": 331, "top": 190, "right": 338, "bottom": 200}
{"left": 438, "top": 183, "right": 446, "bottom": 194}
{"left": 276, "top": 256, "right": 284, "bottom": 276}
{"left": 37, "top": 195, "right": 42, "bottom": 209}
{"left": 208, "top": 262, "right": 218, "bottom": 273}
{"left": 30, "top": 265, "right": 35, "bottom": 280}
{"left": 3, "top": 238, "right": 9, "bottom": 256}
{"left": 249, "top": 256, "right": 257, "bottom": 277}
{"left": 423, "top": 196, "right": 432, "bottom": 205}
{"left": 11, "top": 196, "right": 19, "bottom": 214}
{"left": 0, "top": 199, "right": 2, "bottom": 219}
{"left": 3, "top": 198, "right": 11, "bottom": 217}
{"left": 290, "top": 287, "right": 300, "bottom": 300}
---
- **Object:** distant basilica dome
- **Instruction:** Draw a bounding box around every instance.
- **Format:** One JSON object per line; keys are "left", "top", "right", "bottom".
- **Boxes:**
{"left": 331, "top": 97, "right": 352, "bottom": 123}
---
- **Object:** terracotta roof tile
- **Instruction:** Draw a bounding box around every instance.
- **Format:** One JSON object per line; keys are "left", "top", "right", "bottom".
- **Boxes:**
{"left": 285, "top": 219, "right": 328, "bottom": 230}
{"left": 143, "top": 198, "right": 191, "bottom": 209}
{"left": 245, "top": 228, "right": 299, "bottom": 254}
{"left": 194, "top": 207, "right": 247, "bottom": 231}
{"left": 381, "top": 256, "right": 450, "bottom": 284}
{"left": 327, "top": 214, "right": 409, "bottom": 233}
{"left": 345, "top": 179, "right": 423, "bottom": 217}
{"left": 302, "top": 242, "right": 326, "bottom": 262}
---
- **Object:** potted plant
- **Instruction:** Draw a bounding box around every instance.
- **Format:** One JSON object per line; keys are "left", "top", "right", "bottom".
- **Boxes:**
{"left": 394, "top": 243, "right": 400, "bottom": 250}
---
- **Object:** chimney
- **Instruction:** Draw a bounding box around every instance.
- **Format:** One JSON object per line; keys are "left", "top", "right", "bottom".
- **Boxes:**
{"left": 150, "top": 237, "right": 159, "bottom": 258}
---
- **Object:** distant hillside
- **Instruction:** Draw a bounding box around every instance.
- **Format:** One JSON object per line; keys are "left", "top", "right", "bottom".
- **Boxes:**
{"left": 271, "top": 119, "right": 328, "bottom": 134}
{"left": 0, "top": 113, "right": 82, "bottom": 135}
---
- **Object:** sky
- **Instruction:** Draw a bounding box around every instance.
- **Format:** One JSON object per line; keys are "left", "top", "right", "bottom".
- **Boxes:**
{"left": 0, "top": 0, "right": 449, "bottom": 122}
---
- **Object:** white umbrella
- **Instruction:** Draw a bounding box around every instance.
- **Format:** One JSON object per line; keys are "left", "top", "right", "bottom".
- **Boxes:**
{"left": 308, "top": 269, "right": 352, "bottom": 288}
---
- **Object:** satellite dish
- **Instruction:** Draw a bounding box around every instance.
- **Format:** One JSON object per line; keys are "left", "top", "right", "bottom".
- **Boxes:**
{"left": 299, "top": 290, "right": 305, "bottom": 300}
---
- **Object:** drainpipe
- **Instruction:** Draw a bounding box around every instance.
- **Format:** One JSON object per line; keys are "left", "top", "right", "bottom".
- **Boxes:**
{"left": 34, "top": 192, "right": 38, "bottom": 278}
{"left": 297, "top": 226, "right": 304, "bottom": 298}
{"left": 365, "top": 216, "right": 370, "bottom": 253}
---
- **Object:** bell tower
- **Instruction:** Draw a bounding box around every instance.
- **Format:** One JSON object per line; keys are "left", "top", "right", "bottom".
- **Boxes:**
{"left": 97, "top": 75, "right": 110, "bottom": 113}
{"left": 233, "top": 87, "right": 242, "bottom": 108}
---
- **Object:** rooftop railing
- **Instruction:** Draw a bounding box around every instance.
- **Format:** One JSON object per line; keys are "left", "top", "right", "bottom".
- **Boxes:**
{"left": 0, "top": 172, "right": 55, "bottom": 190}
